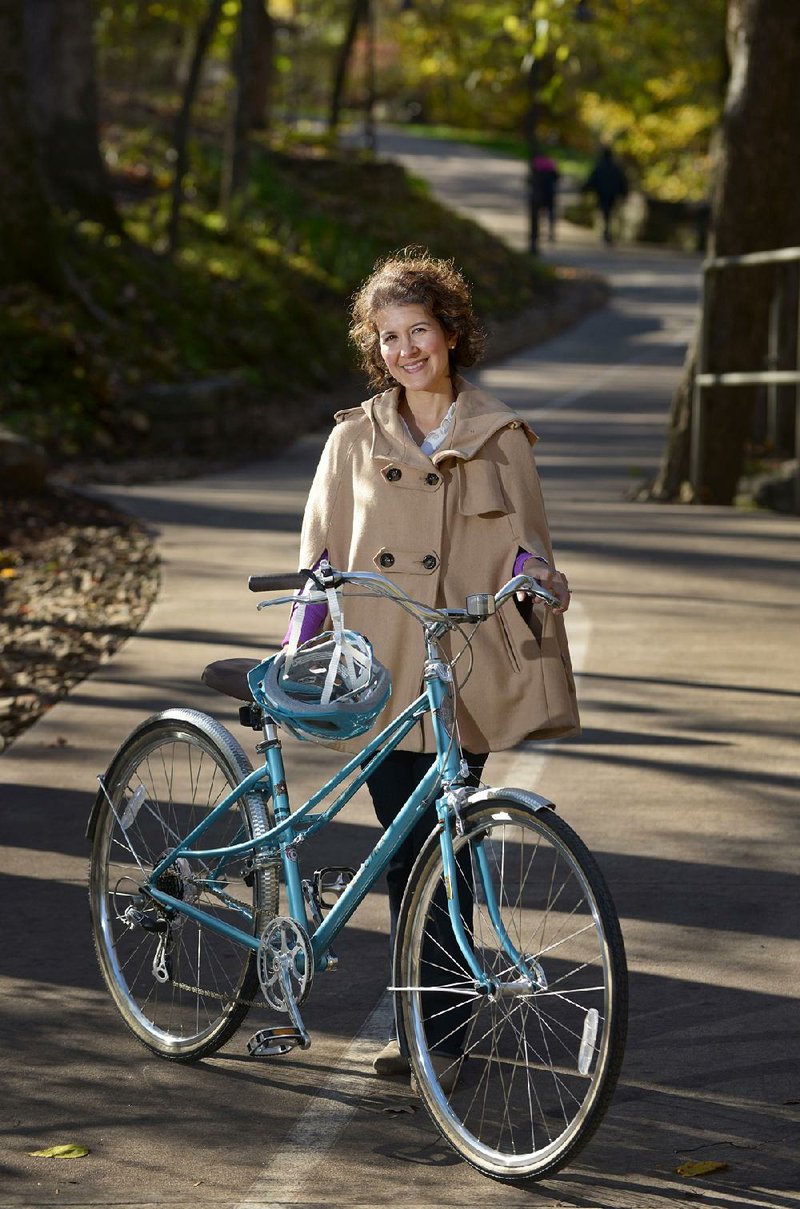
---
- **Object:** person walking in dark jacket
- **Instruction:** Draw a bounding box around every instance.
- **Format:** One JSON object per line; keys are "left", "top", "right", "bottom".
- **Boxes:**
{"left": 532, "top": 154, "right": 560, "bottom": 242}
{"left": 582, "top": 145, "right": 628, "bottom": 244}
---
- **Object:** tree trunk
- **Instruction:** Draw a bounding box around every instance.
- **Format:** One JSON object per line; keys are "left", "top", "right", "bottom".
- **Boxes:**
{"left": 168, "top": 0, "right": 225, "bottom": 254}
{"left": 220, "top": 0, "right": 261, "bottom": 216}
{"left": 652, "top": 0, "right": 800, "bottom": 504}
{"left": 248, "top": 1, "right": 275, "bottom": 132}
{"left": 0, "top": 0, "right": 60, "bottom": 289}
{"left": 328, "top": 0, "right": 368, "bottom": 135}
{"left": 23, "top": 0, "right": 120, "bottom": 231}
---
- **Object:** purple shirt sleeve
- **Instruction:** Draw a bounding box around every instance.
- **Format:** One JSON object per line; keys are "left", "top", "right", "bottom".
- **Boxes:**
{"left": 514, "top": 549, "right": 548, "bottom": 576}
{"left": 281, "top": 551, "right": 329, "bottom": 647}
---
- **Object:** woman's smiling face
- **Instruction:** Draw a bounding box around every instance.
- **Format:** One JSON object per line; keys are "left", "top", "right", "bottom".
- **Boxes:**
{"left": 376, "top": 303, "right": 455, "bottom": 397}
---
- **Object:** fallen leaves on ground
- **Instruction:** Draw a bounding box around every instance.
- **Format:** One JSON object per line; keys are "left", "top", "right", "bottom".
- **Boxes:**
{"left": 29, "top": 1144, "right": 90, "bottom": 1159}
{"left": 0, "top": 488, "right": 159, "bottom": 750}
{"left": 675, "top": 1160, "right": 730, "bottom": 1177}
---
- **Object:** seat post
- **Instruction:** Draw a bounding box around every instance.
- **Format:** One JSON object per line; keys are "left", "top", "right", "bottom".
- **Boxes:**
{"left": 261, "top": 718, "right": 280, "bottom": 747}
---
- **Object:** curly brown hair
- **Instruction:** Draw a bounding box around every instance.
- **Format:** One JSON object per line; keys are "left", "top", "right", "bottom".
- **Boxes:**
{"left": 348, "top": 247, "right": 486, "bottom": 390}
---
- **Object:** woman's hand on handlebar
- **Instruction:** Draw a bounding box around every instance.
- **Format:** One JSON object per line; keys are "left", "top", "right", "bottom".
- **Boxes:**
{"left": 519, "top": 558, "right": 571, "bottom": 614}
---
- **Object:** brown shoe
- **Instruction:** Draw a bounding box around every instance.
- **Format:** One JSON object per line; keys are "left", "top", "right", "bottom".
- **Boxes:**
{"left": 373, "top": 1039, "right": 410, "bottom": 1077}
{"left": 411, "top": 1052, "right": 461, "bottom": 1096}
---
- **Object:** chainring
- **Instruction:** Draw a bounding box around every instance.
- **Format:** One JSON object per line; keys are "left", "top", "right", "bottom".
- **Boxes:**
{"left": 257, "top": 916, "right": 314, "bottom": 1012}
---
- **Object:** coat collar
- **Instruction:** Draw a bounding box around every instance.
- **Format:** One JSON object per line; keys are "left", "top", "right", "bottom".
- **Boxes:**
{"left": 363, "top": 379, "right": 537, "bottom": 465}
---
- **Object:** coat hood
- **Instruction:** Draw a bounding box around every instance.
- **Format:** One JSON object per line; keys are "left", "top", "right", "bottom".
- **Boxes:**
{"left": 336, "top": 379, "right": 538, "bottom": 465}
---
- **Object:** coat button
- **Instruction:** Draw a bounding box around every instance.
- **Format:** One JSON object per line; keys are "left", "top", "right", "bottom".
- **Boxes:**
{"left": 422, "top": 554, "right": 438, "bottom": 570}
{"left": 379, "top": 552, "right": 395, "bottom": 568}
{"left": 425, "top": 472, "right": 439, "bottom": 486}
{"left": 386, "top": 467, "right": 402, "bottom": 482}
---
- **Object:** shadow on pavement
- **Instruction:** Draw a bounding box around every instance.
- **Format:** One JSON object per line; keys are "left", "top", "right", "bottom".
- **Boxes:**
{"left": 2, "top": 963, "right": 796, "bottom": 1205}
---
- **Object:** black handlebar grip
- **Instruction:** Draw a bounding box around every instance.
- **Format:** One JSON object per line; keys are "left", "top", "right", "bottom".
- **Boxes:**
{"left": 248, "top": 572, "right": 308, "bottom": 593}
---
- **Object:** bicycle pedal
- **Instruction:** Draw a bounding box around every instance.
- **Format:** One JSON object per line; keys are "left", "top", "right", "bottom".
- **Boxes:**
{"left": 314, "top": 866, "right": 356, "bottom": 909}
{"left": 247, "top": 1025, "right": 310, "bottom": 1058}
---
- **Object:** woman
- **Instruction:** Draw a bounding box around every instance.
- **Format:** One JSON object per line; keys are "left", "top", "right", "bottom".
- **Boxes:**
{"left": 296, "top": 248, "right": 578, "bottom": 1085}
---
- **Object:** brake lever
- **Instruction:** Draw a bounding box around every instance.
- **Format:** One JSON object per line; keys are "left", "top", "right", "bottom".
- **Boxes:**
{"left": 256, "top": 590, "right": 328, "bottom": 611}
{"left": 527, "top": 584, "right": 560, "bottom": 609}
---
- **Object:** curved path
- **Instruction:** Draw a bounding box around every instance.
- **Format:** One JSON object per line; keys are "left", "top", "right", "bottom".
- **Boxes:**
{"left": 1, "top": 133, "right": 798, "bottom": 1209}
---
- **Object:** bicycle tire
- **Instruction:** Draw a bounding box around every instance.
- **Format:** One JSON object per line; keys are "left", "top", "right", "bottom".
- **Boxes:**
{"left": 395, "top": 800, "right": 627, "bottom": 1182}
{"left": 89, "top": 709, "right": 278, "bottom": 1061}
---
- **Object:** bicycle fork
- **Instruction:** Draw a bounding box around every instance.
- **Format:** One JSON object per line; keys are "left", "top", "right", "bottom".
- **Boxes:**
{"left": 423, "top": 651, "right": 545, "bottom": 1000}
{"left": 435, "top": 795, "right": 548, "bottom": 998}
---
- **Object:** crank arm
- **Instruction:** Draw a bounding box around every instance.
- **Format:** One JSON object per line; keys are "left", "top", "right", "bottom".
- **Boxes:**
{"left": 277, "top": 958, "right": 311, "bottom": 1050}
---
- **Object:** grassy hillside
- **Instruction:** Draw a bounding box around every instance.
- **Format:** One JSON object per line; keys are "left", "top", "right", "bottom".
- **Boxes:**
{"left": 1, "top": 142, "right": 554, "bottom": 471}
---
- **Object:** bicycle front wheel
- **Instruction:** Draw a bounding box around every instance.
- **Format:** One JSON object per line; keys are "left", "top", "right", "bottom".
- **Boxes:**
{"left": 89, "top": 709, "right": 277, "bottom": 1061}
{"left": 395, "top": 800, "right": 627, "bottom": 1183}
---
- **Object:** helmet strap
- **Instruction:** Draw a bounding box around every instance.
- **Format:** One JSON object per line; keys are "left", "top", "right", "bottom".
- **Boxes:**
{"left": 320, "top": 586, "right": 373, "bottom": 706}
{"left": 321, "top": 585, "right": 352, "bottom": 704}
{"left": 284, "top": 576, "right": 317, "bottom": 671}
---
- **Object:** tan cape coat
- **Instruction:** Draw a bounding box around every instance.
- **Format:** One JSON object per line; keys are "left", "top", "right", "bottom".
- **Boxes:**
{"left": 298, "top": 380, "right": 580, "bottom": 753}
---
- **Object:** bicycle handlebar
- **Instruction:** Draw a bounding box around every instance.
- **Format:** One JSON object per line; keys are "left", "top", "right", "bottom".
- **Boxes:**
{"left": 497, "top": 574, "right": 560, "bottom": 611}
{"left": 248, "top": 572, "right": 312, "bottom": 592}
{"left": 248, "top": 565, "right": 560, "bottom": 623}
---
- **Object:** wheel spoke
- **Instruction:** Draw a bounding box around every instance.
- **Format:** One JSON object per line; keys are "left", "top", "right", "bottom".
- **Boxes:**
{"left": 398, "top": 801, "right": 627, "bottom": 1181}
{"left": 90, "top": 711, "right": 277, "bottom": 1060}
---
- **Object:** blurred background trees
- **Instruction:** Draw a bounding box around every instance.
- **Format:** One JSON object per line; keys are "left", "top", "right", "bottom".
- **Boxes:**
{"left": 383, "top": 0, "right": 726, "bottom": 202}
{"left": 9, "top": 0, "right": 733, "bottom": 247}
{"left": 1, "top": 0, "right": 798, "bottom": 506}
{"left": 0, "top": 1, "right": 60, "bottom": 290}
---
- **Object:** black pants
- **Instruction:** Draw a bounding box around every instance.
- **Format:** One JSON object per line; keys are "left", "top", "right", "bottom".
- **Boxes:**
{"left": 599, "top": 199, "right": 616, "bottom": 243}
{"left": 366, "top": 748, "right": 487, "bottom": 1054}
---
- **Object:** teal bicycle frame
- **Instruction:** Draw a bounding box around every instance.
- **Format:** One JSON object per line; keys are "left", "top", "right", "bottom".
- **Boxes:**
{"left": 143, "top": 630, "right": 493, "bottom": 991}
{"left": 90, "top": 560, "right": 627, "bottom": 1186}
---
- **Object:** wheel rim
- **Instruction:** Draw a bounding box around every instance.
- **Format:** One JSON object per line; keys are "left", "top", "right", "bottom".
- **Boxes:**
{"left": 403, "top": 807, "right": 622, "bottom": 1177}
{"left": 91, "top": 726, "right": 262, "bottom": 1054}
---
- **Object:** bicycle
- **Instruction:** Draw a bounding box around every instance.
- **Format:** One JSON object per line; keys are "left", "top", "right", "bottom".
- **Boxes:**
{"left": 88, "top": 562, "right": 627, "bottom": 1184}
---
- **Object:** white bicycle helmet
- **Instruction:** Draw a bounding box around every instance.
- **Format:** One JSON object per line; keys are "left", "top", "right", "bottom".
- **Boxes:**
{"left": 248, "top": 569, "right": 391, "bottom": 743}
{"left": 248, "top": 630, "right": 391, "bottom": 743}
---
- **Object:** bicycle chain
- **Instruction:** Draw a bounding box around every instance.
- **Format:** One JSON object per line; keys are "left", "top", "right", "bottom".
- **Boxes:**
{"left": 168, "top": 978, "right": 266, "bottom": 1011}
{"left": 152, "top": 872, "right": 284, "bottom": 1012}
{"left": 165, "top": 885, "right": 281, "bottom": 1012}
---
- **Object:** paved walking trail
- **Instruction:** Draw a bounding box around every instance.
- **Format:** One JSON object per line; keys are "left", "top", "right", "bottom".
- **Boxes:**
{"left": 1, "top": 131, "right": 798, "bottom": 1209}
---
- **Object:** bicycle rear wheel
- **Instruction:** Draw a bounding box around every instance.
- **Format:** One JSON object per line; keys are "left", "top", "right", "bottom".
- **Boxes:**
{"left": 395, "top": 800, "right": 627, "bottom": 1183}
{"left": 89, "top": 709, "right": 277, "bottom": 1060}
